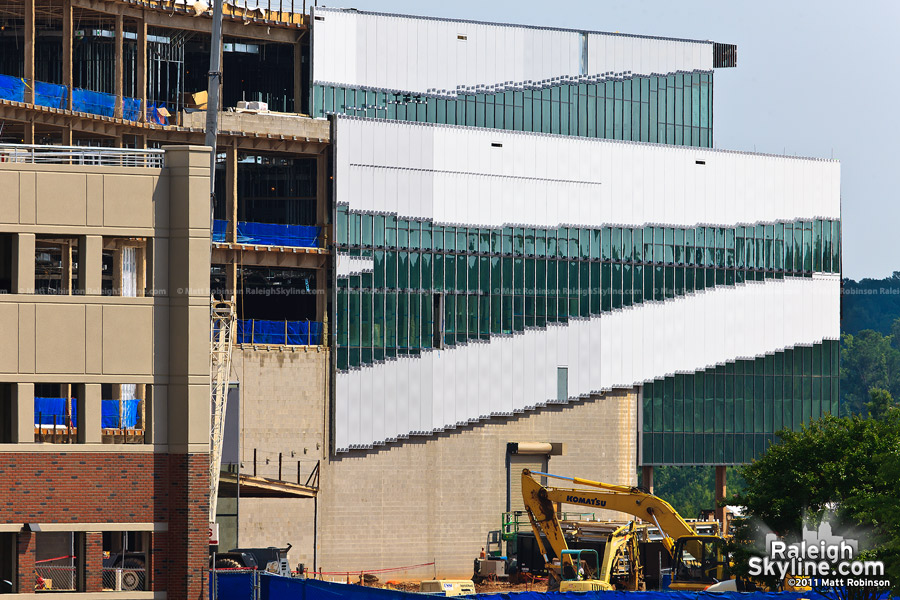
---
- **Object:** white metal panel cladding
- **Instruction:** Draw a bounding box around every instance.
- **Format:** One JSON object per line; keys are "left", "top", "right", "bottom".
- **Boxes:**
{"left": 312, "top": 7, "right": 714, "bottom": 94}
{"left": 334, "top": 117, "right": 841, "bottom": 227}
{"left": 334, "top": 275, "right": 841, "bottom": 451}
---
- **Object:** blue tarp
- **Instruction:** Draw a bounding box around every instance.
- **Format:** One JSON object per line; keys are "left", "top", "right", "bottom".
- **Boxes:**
{"left": 0, "top": 74, "right": 25, "bottom": 102}
{"left": 101, "top": 399, "right": 140, "bottom": 429}
{"left": 213, "top": 574, "right": 858, "bottom": 600}
{"left": 73, "top": 87, "right": 116, "bottom": 117}
{"left": 237, "top": 319, "right": 323, "bottom": 346}
{"left": 214, "top": 220, "right": 321, "bottom": 248}
{"left": 34, "top": 80, "right": 68, "bottom": 109}
{"left": 34, "top": 397, "right": 76, "bottom": 427}
{"left": 212, "top": 220, "right": 321, "bottom": 248}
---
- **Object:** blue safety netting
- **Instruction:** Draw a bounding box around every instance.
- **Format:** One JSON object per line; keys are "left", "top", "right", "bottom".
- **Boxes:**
{"left": 72, "top": 87, "right": 116, "bottom": 117}
{"left": 34, "top": 80, "right": 68, "bottom": 109}
{"left": 237, "top": 319, "right": 323, "bottom": 346}
{"left": 212, "top": 574, "right": 866, "bottom": 600}
{"left": 213, "top": 220, "right": 320, "bottom": 248}
{"left": 0, "top": 74, "right": 25, "bottom": 102}
{"left": 34, "top": 397, "right": 77, "bottom": 427}
{"left": 101, "top": 399, "right": 140, "bottom": 429}
{"left": 213, "top": 219, "right": 228, "bottom": 242}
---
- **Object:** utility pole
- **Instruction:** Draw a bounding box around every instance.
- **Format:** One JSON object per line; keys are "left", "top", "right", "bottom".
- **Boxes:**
{"left": 205, "top": 0, "right": 224, "bottom": 222}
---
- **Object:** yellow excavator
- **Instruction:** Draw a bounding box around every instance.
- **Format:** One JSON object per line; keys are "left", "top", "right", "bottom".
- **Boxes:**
{"left": 522, "top": 469, "right": 733, "bottom": 592}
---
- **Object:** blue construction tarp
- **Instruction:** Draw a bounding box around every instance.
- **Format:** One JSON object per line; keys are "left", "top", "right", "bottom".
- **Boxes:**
{"left": 34, "top": 397, "right": 76, "bottom": 427}
{"left": 34, "top": 80, "right": 68, "bottom": 109}
{"left": 237, "top": 319, "right": 323, "bottom": 346}
{"left": 101, "top": 399, "right": 140, "bottom": 429}
{"left": 0, "top": 73, "right": 25, "bottom": 102}
{"left": 73, "top": 87, "right": 116, "bottom": 117}
{"left": 213, "top": 219, "right": 228, "bottom": 242}
{"left": 212, "top": 574, "right": 862, "bottom": 600}
{"left": 237, "top": 221, "right": 321, "bottom": 248}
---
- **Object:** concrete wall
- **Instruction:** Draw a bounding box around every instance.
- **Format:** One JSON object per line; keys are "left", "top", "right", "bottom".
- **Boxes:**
{"left": 316, "top": 387, "right": 638, "bottom": 579}
{"left": 232, "top": 348, "right": 327, "bottom": 568}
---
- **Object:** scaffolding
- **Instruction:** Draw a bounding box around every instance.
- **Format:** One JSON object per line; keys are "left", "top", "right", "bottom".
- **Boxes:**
{"left": 209, "top": 297, "right": 236, "bottom": 521}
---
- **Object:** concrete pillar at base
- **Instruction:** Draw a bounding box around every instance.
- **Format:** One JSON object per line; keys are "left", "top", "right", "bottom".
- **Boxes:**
{"left": 641, "top": 465, "right": 654, "bottom": 495}
{"left": 714, "top": 465, "right": 726, "bottom": 526}
{"left": 83, "top": 532, "right": 103, "bottom": 592}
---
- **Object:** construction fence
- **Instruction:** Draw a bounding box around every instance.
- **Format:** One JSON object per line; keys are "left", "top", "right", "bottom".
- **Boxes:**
{"left": 210, "top": 572, "right": 846, "bottom": 600}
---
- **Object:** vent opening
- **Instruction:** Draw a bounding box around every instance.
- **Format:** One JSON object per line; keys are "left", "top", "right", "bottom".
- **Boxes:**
{"left": 491, "top": 142, "right": 503, "bottom": 148}
{"left": 695, "top": 160, "right": 706, "bottom": 165}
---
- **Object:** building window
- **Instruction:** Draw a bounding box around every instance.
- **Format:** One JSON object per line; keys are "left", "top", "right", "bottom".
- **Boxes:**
{"left": 557, "top": 367, "right": 568, "bottom": 403}
{"left": 100, "top": 384, "right": 148, "bottom": 444}
{"left": 102, "top": 238, "right": 148, "bottom": 297}
{"left": 0, "top": 532, "right": 15, "bottom": 593}
{"left": 34, "top": 384, "right": 80, "bottom": 444}
{"left": 34, "top": 532, "right": 80, "bottom": 592}
{"left": 0, "top": 384, "right": 12, "bottom": 443}
{"left": 0, "top": 233, "right": 12, "bottom": 294}
{"left": 101, "top": 532, "right": 148, "bottom": 592}
{"left": 35, "top": 236, "right": 79, "bottom": 295}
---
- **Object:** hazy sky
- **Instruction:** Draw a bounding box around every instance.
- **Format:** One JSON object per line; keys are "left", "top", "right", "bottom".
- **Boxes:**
{"left": 320, "top": 0, "right": 899, "bottom": 280}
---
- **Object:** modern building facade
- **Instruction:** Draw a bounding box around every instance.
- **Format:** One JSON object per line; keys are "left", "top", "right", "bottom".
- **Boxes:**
{"left": 0, "top": 0, "right": 840, "bottom": 587}
{"left": 0, "top": 144, "right": 211, "bottom": 597}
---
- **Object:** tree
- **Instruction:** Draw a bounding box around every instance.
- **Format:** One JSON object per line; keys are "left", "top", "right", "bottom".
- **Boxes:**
{"left": 731, "top": 412, "right": 900, "bottom": 598}
{"left": 866, "top": 388, "right": 895, "bottom": 420}
{"left": 840, "top": 326, "right": 900, "bottom": 415}
{"left": 651, "top": 466, "right": 744, "bottom": 520}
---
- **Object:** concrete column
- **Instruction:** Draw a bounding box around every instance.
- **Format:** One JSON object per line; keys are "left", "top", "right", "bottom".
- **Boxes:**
{"left": 78, "top": 235, "right": 103, "bottom": 295}
{"left": 149, "top": 385, "right": 167, "bottom": 445}
{"left": 136, "top": 18, "right": 147, "bottom": 122}
{"left": 78, "top": 384, "right": 102, "bottom": 444}
{"left": 293, "top": 40, "right": 303, "bottom": 113}
{"left": 24, "top": 0, "right": 34, "bottom": 105}
{"left": 62, "top": 0, "right": 73, "bottom": 111}
{"left": 23, "top": 122, "right": 35, "bottom": 145}
{"left": 115, "top": 14, "right": 124, "bottom": 120}
{"left": 641, "top": 465, "right": 654, "bottom": 494}
{"left": 316, "top": 150, "right": 328, "bottom": 329}
{"left": 13, "top": 383, "right": 34, "bottom": 444}
{"left": 13, "top": 233, "right": 35, "bottom": 294}
{"left": 714, "top": 465, "right": 726, "bottom": 525}
{"left": 225, "top": 144, "right": 238, "bottom": 244}
{"left": 163, "top": 145, "right": 212, "bottom": 453}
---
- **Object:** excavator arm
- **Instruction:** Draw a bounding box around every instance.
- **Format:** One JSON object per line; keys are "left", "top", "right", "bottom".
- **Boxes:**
{"left": 522, "top": 469, "right": 697, "bottom": 557}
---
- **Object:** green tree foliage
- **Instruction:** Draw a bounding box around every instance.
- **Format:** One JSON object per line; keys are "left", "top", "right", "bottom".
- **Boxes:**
{"left": 651, "top": 466, "right": 744, "bottom": 519}
{"left": 840, "top": 324, "right": 900, "bottom": 415}
{"left": 866, "top": 388, "right": 895, "bottom": 420}
{"left": 842, "top": 272, "right": 900, "bottom": 336}
{"left": 732, "top": 412, "right": 900, "bottom": 596}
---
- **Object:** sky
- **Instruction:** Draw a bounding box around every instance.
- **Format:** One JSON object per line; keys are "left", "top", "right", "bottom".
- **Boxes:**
{"left": 318, "top": 0, "right": 899, "bottom": 280}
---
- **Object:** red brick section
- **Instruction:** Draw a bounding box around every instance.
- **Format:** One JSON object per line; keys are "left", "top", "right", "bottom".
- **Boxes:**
{"left": 83, "top": 532, "right": 103, "bottom": 592}
{"left": 1, "top": 452, "right": 209, "bottom": 600}
{"left": 16, "top": 531, "right": 34, "bottom": 594}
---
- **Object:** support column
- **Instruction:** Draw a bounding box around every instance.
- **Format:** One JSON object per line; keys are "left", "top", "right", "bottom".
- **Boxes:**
{"left": 714, "top": 465, "right": 727, "bottom": 525}
{"left": 17, "top": 532, "right": 35, "bottom": 594}
{"left": 24, "top": 0, "right": 35, "bottom": 105}
{"left": 136, "top": 17, "right": 147, "bottom": 122}
{"left": 13, "top": 383, "right": 34, "bottom": 444}
{"left": 62, "top": 126, "right": 73, "bottom": 146}
{"left": 78, "top": 235, "right": 102, "bottom": 295}
{"left": 83, "top": 532, "right": 103, "bottom": 592}
{"left": 23, "top": 122, "right": 35, "bottom": 145}
{"left": 115, "top": 14, "right": 124, "bottom": 119}
{"left": 225, "top": 144, "right": 238, "bottom": 244}
{"left": 293, "top": 38, "right": 303, "bottom": 114}
{"left": 13, "top": 233, "right": 35, "bottom": 294}
{"left": 316, "top": 150, "right": 328, "bottom": 328}
{"left": 78, "top": 384, "right": 102, "bottom": 444}
{"left": 62, "top": 0, "right": 73, "bottom": 111}
{"left": 641, "top": 465, "right": 654, "bottom": 495}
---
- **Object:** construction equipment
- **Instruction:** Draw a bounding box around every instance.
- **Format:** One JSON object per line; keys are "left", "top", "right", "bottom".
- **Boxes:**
{"left": 419, "top": 580, "right": 476, "bottom": 596}
{"left": 209, "top": 297, "right": 236, "bottom": 523}
{"left": 212, "top": 545, "right": 294, "bottom": 577}
{"left": 522, "top": 469, "right": 734, "bottom": 592}
{"left": 521, "top": 472, "right": 647, "bottom": 591}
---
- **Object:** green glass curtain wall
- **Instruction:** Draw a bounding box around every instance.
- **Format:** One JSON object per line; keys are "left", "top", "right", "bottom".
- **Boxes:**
{"left": 314, "top": 71, "right": 713, "bottom": 147}
{"left": 640, "top": 340, "right": 840, "bottom": 465}
{"left": 335, "top": 209, "right": 841, "bottom": 372}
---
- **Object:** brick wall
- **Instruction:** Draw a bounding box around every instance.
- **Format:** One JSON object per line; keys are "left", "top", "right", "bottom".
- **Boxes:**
{"left": 1, "top": 452, "right": 209, "bottom": 600}
{"left": 316, "top": 388, "right": 638, "bottom": 578}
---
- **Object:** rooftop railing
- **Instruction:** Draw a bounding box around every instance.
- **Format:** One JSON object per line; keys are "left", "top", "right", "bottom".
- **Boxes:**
{"left": 0, "top": 144, "right": 165, "bottom": 168}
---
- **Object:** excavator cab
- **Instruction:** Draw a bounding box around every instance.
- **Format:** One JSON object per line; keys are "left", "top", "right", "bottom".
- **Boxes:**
{"left": 558, "top": 549, "right": 612, "bottom": 592}
{"left": 670, "top": 536, "right": 731, "bottom": 590}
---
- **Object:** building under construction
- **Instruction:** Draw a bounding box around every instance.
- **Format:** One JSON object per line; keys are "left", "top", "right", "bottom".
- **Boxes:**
{"left": 0, "top": 0, "right": 840, "bottom": 595}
